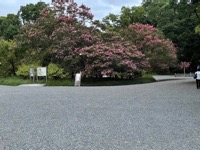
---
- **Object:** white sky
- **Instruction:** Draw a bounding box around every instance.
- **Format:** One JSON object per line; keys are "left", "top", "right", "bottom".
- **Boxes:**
{"left": 0, "top": 0, "right": 142, "bottom": 20}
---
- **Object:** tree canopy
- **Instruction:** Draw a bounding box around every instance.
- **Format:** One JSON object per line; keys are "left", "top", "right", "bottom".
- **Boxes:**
{"left": 18, "top": 2, "right": 47, "bottom": 24}
{"left": 0, "top": 14, "right": 20, "bottom": 40}
{"left": 102, "top": 1, "right": 200, "bottom": 70}
{"left": 4, "top": 1, "right": 198, "bottom": 78}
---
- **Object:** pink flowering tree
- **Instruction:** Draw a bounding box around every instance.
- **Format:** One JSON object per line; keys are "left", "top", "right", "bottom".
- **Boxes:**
{"left": 52, "top": 26, "right": 148, "bottom": 78}
{"left": 121, "top": 23, "right": 177, "bottom": 74}
{"left": 51, "top": 24, "right": 99, "bottom": 75}
{"left": 78, "top": 36, "right": 148, "bottom": 78}
{"left": 180, "top": 61, "right": 190, "bottom": 76}
{"left": 16, "top": 3, "right": 95, "bottom": 66}
{"left": 48, "top": 3, "right": 99, "bottom": 76}
{"left": 17, "top": 3, "right": 150, "bottom": 79}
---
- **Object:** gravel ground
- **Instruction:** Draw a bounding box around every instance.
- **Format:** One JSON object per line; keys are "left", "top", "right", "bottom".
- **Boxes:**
{"left": 0, "top": 77, "right": 200, "bottom": 150}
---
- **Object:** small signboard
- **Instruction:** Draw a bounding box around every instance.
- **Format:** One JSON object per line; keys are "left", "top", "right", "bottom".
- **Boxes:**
{"left": 29, "top": 68, "right": 35, "bottom": 82}
{"left": 74, "top": 72, "right": 81, "bottom": 86}
{"left": 29, "top": 68, "right": 34, "bottom": 77}
{"left": 37, "top": 67, "right": 47, "bottom": 82}
{"left": 37, "top": 67, "right": 47, "bottom": 76}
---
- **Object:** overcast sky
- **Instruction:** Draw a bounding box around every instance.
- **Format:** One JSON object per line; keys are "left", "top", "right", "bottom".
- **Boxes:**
{"left": 0, "top": 0, "right": 142, "bottom": 20}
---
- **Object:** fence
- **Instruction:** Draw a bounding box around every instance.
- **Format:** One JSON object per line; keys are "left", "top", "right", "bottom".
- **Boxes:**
{"left": 174, "top": 73, "right": 194, "bottom": 77}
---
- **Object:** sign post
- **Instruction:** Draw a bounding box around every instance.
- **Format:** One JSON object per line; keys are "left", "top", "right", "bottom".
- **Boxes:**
{"left": 29, "top": 68, "right": 35, "bottom": 82}
{"left": 74, "top": 72, "right": 81, "bottom": 86}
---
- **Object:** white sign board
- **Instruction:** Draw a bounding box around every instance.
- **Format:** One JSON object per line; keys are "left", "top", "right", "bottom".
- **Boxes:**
{"left": 29, "top": 68, "right": 34, "bottom": 77}
{"left": 37, "top": 67, "right": 47, "bottom": 76}
{"left": 74, "top": 73, "right": 81, "bottom": 86}
{"left": 75, "top": 73, "right": 81, "bottom": 82}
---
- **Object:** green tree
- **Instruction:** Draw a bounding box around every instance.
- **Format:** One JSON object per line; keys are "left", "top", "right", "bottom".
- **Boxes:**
{"left": 102, "top": 6, "right": 147, "bottom": 31}
{"left": 0, "top": 14, "right": 20, "bottom": 40}
{"left": 158, "top": 2, "right": 200, "bottom": 69}
{"left": 0, "top": 16, "right": 6, "bottom": 36}
{"left": 102, "top": 13, "right": 120, "bottom": 32}
{"left": 0, "top": 39, "right": 20, "bottom": 76}
{"left": 16, "top": 7, "right": 57, "bottom": 65}
{"left": 18, "top": 2, "right": 47, "bottom": 24}
{"left": 194, "top": 2, "right": 200, "bottom": 33}
{"left": 120, "top": 6, "right": 147, "bottom": 27}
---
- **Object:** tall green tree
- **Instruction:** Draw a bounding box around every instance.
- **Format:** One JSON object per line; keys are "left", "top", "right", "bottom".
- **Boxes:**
{"left": 194, "top": 2, "right": 200, "bottom": 33}
{"left": 18, "top": 2, "right": 47, "bottom": 24}
{"left": 0, "top": 39, "right": 21, "bottom": 76}
{"left": 0, "top": 14, "right": 20, "bottom": 40}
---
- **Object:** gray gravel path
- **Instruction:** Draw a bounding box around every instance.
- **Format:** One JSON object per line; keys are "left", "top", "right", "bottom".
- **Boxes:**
{"left": 0, "top": 77, "right": 200, "bottom": 150}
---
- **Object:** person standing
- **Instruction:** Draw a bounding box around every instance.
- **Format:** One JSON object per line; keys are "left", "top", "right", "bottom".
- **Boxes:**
{"left": 194, "top": 67, "right": 200, "bottom": 89}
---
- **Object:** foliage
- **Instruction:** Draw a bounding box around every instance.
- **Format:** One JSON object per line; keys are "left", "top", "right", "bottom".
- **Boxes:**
{"left": 120, "top": 6, "right": 147, "bottom": 27}
{"left": 78, "top": 33, "right": 148, "bottom": 78}
{"left": 0, "top": 38, "right": 20, "bottom": 76}
{"left": 101, "top": 2, "right": 200, "bottom": 71}
{"left": 102, "top": 6, "right": 147, "bottom": 31}
{"left": 195, "top": 24, "right": 200, "bottom": 33}
{"left": 18, "top": 2, "right": 47, "bottom": 24}
{"left": 51, "top": 23, "right": 98, "bottom": 74}
{"left": 143, "top": 2, "right": 200, "bottom": 70}
{"left": 50, "top": 12, "right": 148, "bottom": 78}
{"left": 195, "top": 3, "right": 200, "bottom": 33}
{"left": 16, "top": 2, "right": 95, "bottom": 73}
{"left": 45, "top": 3, "right": 147, "bottom": 78}
{"left": 179, "top": 61, "right": 191, "bottom": 69}
{"left": 48, "top": 63, "right": 67, "bottom": 79}
{"left": 0, "top": 14, "right": 20, "bottom": 40}
{"left": 101, "top": 13, "right": 120, "bottom": 31}
{"left": 16, "top": 63, "right": 40, "bottom": 78}
{"left": 121, "top": 23, "right": 177, "bottom": 73}
{"left": 15, "top": 2, "right": 178, "bottom": 77}
{"left": 16, "top": 7, "right": 57, "bottom": 65}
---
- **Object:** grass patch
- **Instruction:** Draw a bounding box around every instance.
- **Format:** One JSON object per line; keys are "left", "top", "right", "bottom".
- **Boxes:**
{"left": 0, "top": 76, "right": 32, "bottom": 86}
{"left": 0, "top": 75, "right": 156, "bottom": 86}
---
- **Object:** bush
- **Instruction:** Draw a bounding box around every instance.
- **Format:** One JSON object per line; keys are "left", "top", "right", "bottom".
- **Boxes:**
{"left": 48, "top": 63, "right": 66, "bottom": 79}
{"left": 16, "top": 63, "right": 40, "bottom": 78}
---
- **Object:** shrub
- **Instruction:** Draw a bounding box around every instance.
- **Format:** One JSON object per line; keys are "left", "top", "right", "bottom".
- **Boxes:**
{"left": 16, "top": 63, "right": 40, "bottom": 78}
{"left": 48, "top": 63, "right": 66, "bottom": 79}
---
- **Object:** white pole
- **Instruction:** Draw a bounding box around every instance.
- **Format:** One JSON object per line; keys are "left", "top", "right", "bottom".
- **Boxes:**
{"left": 184, "top": 68, "right": 185, "bottom": 76}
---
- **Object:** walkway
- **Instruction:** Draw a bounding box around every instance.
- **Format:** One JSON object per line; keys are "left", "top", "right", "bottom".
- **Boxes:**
{"left": 0, "top": 76, "right": 199, "bottom": 149}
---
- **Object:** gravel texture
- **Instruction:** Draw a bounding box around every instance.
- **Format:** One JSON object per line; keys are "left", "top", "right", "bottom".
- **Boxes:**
{"left": 0, "top": 77, "right": 200, "bottom": 149}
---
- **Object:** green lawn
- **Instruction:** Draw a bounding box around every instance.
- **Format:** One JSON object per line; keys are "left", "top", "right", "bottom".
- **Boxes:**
{"left": 0, "top": 75, "right": 156, "bottom": 86}
{"left": 0, "top": 76, "right": 33, "bottom": 86}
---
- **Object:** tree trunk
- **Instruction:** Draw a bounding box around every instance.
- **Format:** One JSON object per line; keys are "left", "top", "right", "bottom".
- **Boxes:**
{"left": 9, "top": 60, "right": 16, "bottom": 76}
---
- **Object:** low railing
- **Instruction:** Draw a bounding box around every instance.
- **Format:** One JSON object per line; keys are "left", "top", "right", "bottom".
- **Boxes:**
{"left": 174, "top": 73, "right": 194, "bottom": 77}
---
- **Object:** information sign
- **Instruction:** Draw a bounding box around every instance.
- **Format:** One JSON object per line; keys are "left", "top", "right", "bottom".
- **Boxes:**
{"left": 37, "top": 67, "right": 47, "bottom": 76}
{"left": 74, "top": 73, "right": 81, "bottom": 86}
{"left": 36, "top": 67, "right": 47, "bottom": 82}
{"left": 29, "top": 68, "right": 34, "bottom": 77}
